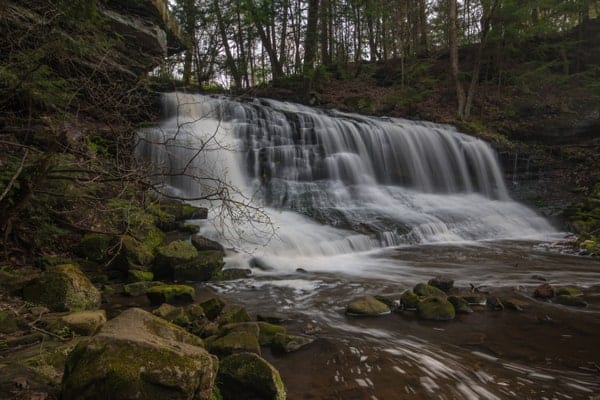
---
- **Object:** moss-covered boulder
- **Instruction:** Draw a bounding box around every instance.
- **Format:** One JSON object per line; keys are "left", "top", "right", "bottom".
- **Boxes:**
{"left": 447, "top": 295, "right": 473, "bottom": 314}
{"left": 211, "top": 268, "right": 252, "bottom": 281}
{"left": 456, "top": 292, "right": 487, "bottom": 305}
{"left": 200, "top": 297, "right": 227, "bottom": 320}
{"left": 217, "top": 352, "right": 285, "bottom": 400}
{"left": 128, "top": 269, "right": 154, "bottom": 282}
{"left": 414, "top": 283, "right": 447, "bottom": 298}
{"left": 74, "top": 234, "right": 115, "bottom": 262}
{"left": 556, "top": 287, "right": 583, "bottom": 297}
{"left": 174, "top": 251, "right": 225, "bottom": 282}
{"left": 61, "top": 310, "right": 107, "bottom": 335}
{"left": 555, "top": 295, "right": 588, "bottom": 307}
{"left": 271, "top": 333, "right": 314, "bottom": 353}
{"left": 152, "top": 303, "right": 191, "bottom": 327}
{"left": 258, "top": 322, "right": 286, "bottom": 345}
{"left": 217, "top": 304, "right": 251, "bottom": 326}
{"left": 416, "top": 297, "right": 455, "bottom": 321}
{"left": 192, "top": 235, "right": 225, "bottom": 252}
{"left": 123, "top": 281, "right": 161, "bottom": 297}
{"left": 0, "top": 266, "right": 40, "bottom": 295}
{"left": 61, "top": 308, "right": 217, "bottom": 400}
{"left": 146, "top": 284, "right": 196, "bottom": 305}
{"left": 345, "top": 296, "right": 391, "bottom": 316}
{"left": 428, "top": 276, "right": 454, "bottom": 292}
{"left": 206, "top": 323, "right": 261, "bottom": 357}
{"left": 113, "top": 235, "right": 154, "bottom": 271}
{"left": 23, "top": 264, "right": 101, "bottom": 312}
{"left": 153, "top": 240, "right": 198, "bottom": 277}
{"left": 400, "top": 290, "right": 420, "bottom": 310}
{"left": 153, "top": 241, "right": 224, "bottom": 281}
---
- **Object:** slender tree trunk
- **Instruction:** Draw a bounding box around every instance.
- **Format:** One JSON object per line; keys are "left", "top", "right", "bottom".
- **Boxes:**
{"left": 417, "top": 0, "right": 428, "bottom": 55}
{"left": 449, "top": 0, "right": 465, "bottom": 119}
{"left": 320, "top": 0, "right": 330, "bottom": 65}
{"left": 304, "top": 0, "right": 320, "bottom": 73}
{"left": 279, "top": 0, "right": 289, "bottom": 71}
{"left": 214, "top": 0, "right": 242, "bottom": 88}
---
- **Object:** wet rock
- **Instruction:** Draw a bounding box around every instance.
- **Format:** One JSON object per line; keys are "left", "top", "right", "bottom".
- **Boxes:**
{"left": 175, "top": 250, "right": 225, "bottom": 282}
{"left": 152, "top": 303, "right": 190, "bottom": 327}
{"left": 191, "top": 235, "right": 225, "bottom": 252}
{"left": 531, "top": 275, "right": 547, "bottom": 282}
{"left": 217, "top": 304, "right": 251, "bottom": 326}
{"left": 447, "top": 295, "right": 473, "bottom": 314}
{"left": 416, "top": 297, "right": 455, "bottom": 321}
{"left": 555, "top": 295, "right": 588, "bottom": 307}
{"left": 486, "top": 296, "right": 504, "bottom": 311}
{"left": 457, "top": 292, "right": 487, "bottom": 305}
{"left": 258, "top": 322, "right": 287, "bottom": 345}
{"left": 271, "top": 333, "right": 314, "bottom": 353}
{"left": 200, "top": 297, "right": 227, "bottom": 320}
{"left": 217, "top": 352, "right": 285, "bottom": 400}
{"left": 534, "top": 283, "right": 555, "bottom": 299}
{"left": 556, "top": 287, "right": 583, "bottom": 297}
{"left": 428, "top": 276, "right": 454, "bottom": 292}
{"left": 146, "top": 284, "right": 195, "bottom": 305}
{"left": 23, "top": 264, "right": 101, "bottom": 312}
{"left": 502, "top": 298, "right": 529, "bottom": 312}
{"left": 61, "top": 310, "right": 107, "bottom": 335}
{"left": 374, "top": 295, "right": 402, "bottom": 311}
{"left": 345, "top": 296, "right": 391, "bottom": 317}
{"left": 400, "top": 290, "right": 420, "bottom": 310}
{"left": 414, "top": 283, "right": 447, "bottom": 298}
{"left": 152, "top": 240, "right": 197, "bottom": 278}
{"left": 61, "top": 308, "right": 217, "bottom": 400}
{"left": 206, "top": 323, "right": 261, "bottom": 357}
{"left": 257, "top": 314, "right": 286, "bottom": 324}
{"left": 295, "top": 268, "right": 308, "bottom": 273}
{"left": 123, "top": 281, "right": 161, "bottom": 297}
{"left": 211, "top": 268, "right": 252, "bottom": 281}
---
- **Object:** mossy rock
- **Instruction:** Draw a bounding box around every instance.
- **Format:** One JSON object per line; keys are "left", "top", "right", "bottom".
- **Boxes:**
{"left": 447, "top": 296, "right": 473, "bottom": 314}
{"left": 456, "top": 292, "right": 487, "bottom": 305}
{"left": 74, "top": 234, "right": 115, "bottom": 263}
{"left": 23, "top": 264, "right": 101, "bottom": 312}
{"left": 374, "top": 294, "right": 401, "bottom": 310}
{"left": 414, "top": 283, "right": 447, "bottom": 298}
{"left": 416, "top": 297, "right": 455, "bottom": 321}
{"left": 113, "top": 235, "right": 154, "bottom": 270}
{"left": 217, "top": 352, "right": 285, "bottom": 400}
{"left": 207, "top": 330, "right": 261, "bottom": 357}
{"left": 61, "top": 310, "right": 107, "bottom": 335}
{"left": 184, "top": 304, "right": 209, "bottom": 336}
{"left": 555, "top": 295, "right": 588, "bottom": 307}
{"left": 128, "top": 269, "right": 154, "bottom": 282}
{"left": 146, "top": 284, "right": 196, "bottom": 305}
{"left": 178, "top": 223, "right": 200, "bottom": 234}
{"left": 271, "top": 333, "right": 314, "bottom": 353}
{"left": 211, "top": 268, "right": 252, "bottom": 282}
{"left": 192, "top": 235, "right": 225, "bottom": 252}
{"left": 0, "top": 267, "right": 40, "bottom": 295}
{"left": 173, "top": 251, "right": 225, "bottom": 282}
{"left": 200, "top": 297, "right": 227, "bottom": 320}
{"left": 427, "top": 276, "right": 454, "bottom": 292}
{"left": 217, "top": 304, "right": 251, "bottom": 326}
{"left": 61, "top": 308, "right": 216, "bottom": 400}
{"left": 152, "top": 303, "right": 191, "bottom": 327}
{"left": 346, "top": 296, "right": 391, "bottom": 316}
{"left": 123, "top": 281, "right": 161, "bottom": 297}
{"left": 258, "top": 322, "right": 286, "bottom": 345}
{"left": 556, "top": 287, "right": 583, "bottom": 297}
{"left": 400, "top": 290, "right": 420, "bottom": 310}
{"left": 154, "top": 240, "right": 198, "bottom": 274}
{"left": 0, "top": 310, "right": 19, "bottom": 334}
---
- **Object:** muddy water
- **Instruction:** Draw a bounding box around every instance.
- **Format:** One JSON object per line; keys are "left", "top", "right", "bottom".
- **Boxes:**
{"left": 208, "top": 241, "right": 600, "bottom": 399}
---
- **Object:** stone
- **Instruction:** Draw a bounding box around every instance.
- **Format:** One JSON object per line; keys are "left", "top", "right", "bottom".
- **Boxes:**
{"left": 152, "top": 240, "right": 198, "bottom": 278}
{"left": 152, "top": 303, "right": 190, "bottom": 327}
{"left": 61, "top": 308, "right": 217, "bottom": 400}
{"left": 191, "top": 235, "right": 225, "bottom": 252}
{"left": 217, "top": 304, "right": 251, "bottom": 326}
{"left": 258, "top": 322, "right": 287, "bottom": 345}
{"left": 206, "top": 327, "right": 261, "bottom": 357}
{"left": 413, "top": 283, "right": 447, "bottom": 298}
{"left": 400, "top": 290, "right": 420, "bottom": 310}
{"left": 555, "top": 295, "right": 588, "bottom": 307}
{"left": 200, "top": 297, "right": 226, "bottom": 320}
{"left": 374, "top": 295, "right": 401, "bottom": 311}
{"left": 346, "top": 296, "right": 391, "bottom": 316}
{"left": 174, "top": 251, "right": 225, "bottom": 282}
{"left": 74, "top": 234, "right": 115, "bottom": 263}
{"left": 416, "top": 297, "right": 455, "bottom": 321}
{"left": 0, "top": 310, "right": 19, "bottom": 334}
{"left": 447, "top": 295, "right": 473, "bottom": 314}
{"left": 153, "top": 241, "right": 224, "bottom": 282}
{"left": 457, "top": 292, "right": 487, "bottom": 305}
{"left": 146, "top": 284, "right": 196, "bottom": 305}
{"left": 114, "top": 235, "right": 154, "bottom": 270}
{"left": 61, "top": 310, "right": 107, "bottom": 335}
{"left": 123, "top": 281, "right": 161, "bottom": 297}
{"left": 23, "top": 264, "right": 101, "bottom": 312}
{"left": 533, "top": 283, "right": 555, "bottom": 299}
{"left": 271, "top": 333, "right": 314, "bottom": 353}
{"left": 502, "top": 298, "right": 529, "bottom": 312}
{"left": 486, "top": 296, "right": 504, "bottom": 311}
{"left": 128, "top": 269, "right": 154, "bottom": 282}
{"left": 428, "top": 276, "right": 454, "bottom": 292}
{"left": 556, "top": 287, "right": 583, "bottom": 297}
{"left": 217, "top": 352, "right": 286, "bottom": 400}
{"left": 211, "top": 268, "right": 252, "bottom": 281}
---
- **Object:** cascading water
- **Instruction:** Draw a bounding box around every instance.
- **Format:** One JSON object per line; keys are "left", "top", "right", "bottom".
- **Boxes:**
{"left": 137, "top": 92, "right": 556, "bottom": 270}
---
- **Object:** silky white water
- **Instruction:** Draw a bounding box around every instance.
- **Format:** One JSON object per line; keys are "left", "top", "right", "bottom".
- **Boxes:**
{"left": 136, "top": 93, "right": 558, "bottom": 276}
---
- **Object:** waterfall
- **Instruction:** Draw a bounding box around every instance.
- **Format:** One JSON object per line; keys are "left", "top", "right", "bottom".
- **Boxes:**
{"left": 136, "top": 93, "right": 556, "bottom": 272}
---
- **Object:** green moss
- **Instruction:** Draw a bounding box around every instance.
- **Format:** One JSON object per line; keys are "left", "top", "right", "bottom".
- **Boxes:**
{"left": 146, "top": 284, "right": 196, "bottom": 305}
{"left": 153, "top": 240, "right": 201, "bottom": 279}
{"left": 207, "top": 331, "right": 261, "bottom": 357}
{"left": 417, "top": 297, "right": 455, "bottom": 321}
{"left": 0, "top": 310, "right": 19, "bottom": 334}
{"left": 74, "top": 233, "right": 115, "bottom": 262}
{"left": 457, "top": 292, "right": 487, "bottom": 305}
{"left": 217, "top": 305, "right": 250, "bottom": 326}
{"left": 447, "top": 295, "right": 473, "bottom": 314}
{"left": 123, "top": 281, "right": 160, "bottom": 297}
{"left": 258, "top": 322, "right": 286, "bottom": 346}
{"left": 172, "top": 250, "right": 225, "bottom": 282}
{"left": 346, "top": 296, "right": 390, "bottom": 316}
{"left": 129, "top": 269, "right": 154, "bottom": 282}
{"left": 200, "top": 297, "right": 226, "bottom": 320}
{"left": 556, "top": 287, "right": 583, "bottom": 297}
{"left": 119, "top": 235, "right": 154, "bottom": 268}
{"left": 555, "top": 295, "right": 588, "bottom": 307}
{"left": 217, "top": 353, "right": 285, "bottom": 400}
{"left": 152, "top": 304, "right": 190, "bottom": 327}
{"left": 413, "top": 283, "right": 447, "bottom": 298}
{"left": 400, "top": 290, "right": 420, "bottom": 310}
{"left": 210, "top": 268, "right": 251, "bottom": 282}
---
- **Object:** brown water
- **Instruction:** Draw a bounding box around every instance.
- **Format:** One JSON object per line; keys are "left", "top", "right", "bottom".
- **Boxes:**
{"left": 208, "top": 241, "right": 600, "bottom": 399}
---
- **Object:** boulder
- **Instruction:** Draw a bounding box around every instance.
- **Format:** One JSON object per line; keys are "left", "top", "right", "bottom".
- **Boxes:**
{"left": 123, "top": 280, "right": 161, "bottom": 297}
{"left": 456, "top": 292, "right": 486, "bottom": 305}
{"left": 74, "top": 234, "right": 115, "bottom": 263}
{"left": 447, "top": 295, "right": 473, "bottom": 314}
{"left": 152, "top": 303, "right": 190, "bottom": 327}
{"left": 374, "top": 295, "right": 401, "bottom": 311}
{"left": 146, "top": 284, "right": 196, "bottom": 305}
{"left": 400, "top": 290, "right": 420, "bottom": 310}
{"left": 533, "top": 283, "right": 555, "bottom": 299}
{"left": 501, "top": 298, "right": 529, "bottom": 312}
{"left": 61, "top": 308, "right": 217, "bottom": 400}
{"left": 173, "top": 251, "right": 225, "bottom": 282}
{"left": 191, "top": 235, "right": 225, "bottom": 252}
{"left": 258, "top": 322, "right": 286, "bottom": 345}
{"left": 23, "top": 264, "right": 101, "bottom": 312}
{"left": 416, "top": 297, "right": 455, "bottom": 321}
{"left": 128, "top": 269, "right": 154, "bottom": 282}
{"left": 428, "top": 276, "right": 454, "bottom": 292}
{"left": 152, "top": 240, "right": 198, "bottom": 278}
{"left": 153, "top": 241, "right": 224, "bottom": 281}
{"left": 114, "top": 235, "right": 154, "bottom": 270}
{"left": 413, "top": 283, "right": 447, "bottom": 298}
{"left": 211, "top": 268, "right": 252, "bottom": 281}
{"left": 271, "top": 333, "right": 314, "bottom": 353}
{"left": 345, "top": 296, "right": 391, "bottom": 316}
{"left": 555, "top": 295, "right": 588, "bottom": 307}
{"left": 217, "top": 352, "right": 286, "bottom": 400}
{"left": 200, "top": 297, "right": 227, "bottom": 320}
{"left": 61, "top": 310, "right": 107, "bottom": 335}
{"left": 206, "top": 323, "right": 261, "bottom": 357}
{"left": 217, "top": 304, "right": 251, "bottom": 326}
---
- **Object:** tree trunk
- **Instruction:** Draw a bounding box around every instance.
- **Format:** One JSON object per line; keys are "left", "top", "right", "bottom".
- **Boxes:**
{"left": 304, "top": 0, "right": 320, "bottom": 73}
{"left": 214, "top": 0, "right": 243, "bottom": 88}
{"left": 448, "top": 0, "right": 465, "bottom": 119}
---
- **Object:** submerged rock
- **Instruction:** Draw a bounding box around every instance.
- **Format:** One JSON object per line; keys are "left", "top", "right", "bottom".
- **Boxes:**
{"left": 345, "top": 296, "right": 391, "bottom": 316}
{"left": 447, "top": 295, "right": 473, "bottom": 314}
{"left": 533, "top": 283, "right": 555, "bottom": 299}
{"left": 556, "top": 287, "right": 583, "bottom": 297}
{"left": 211, "top": 268, "right": 252, "bottom": 281}
{"left": 146, "top": 284, "right": 195, "bottom": 305}
{"left": 217, "top": 352, "right": 286, "bottom": 400}
{"left": 555, "top": 295, "right": 588, "bottom": 307}
{"left": 502, "top": 298, "right": 529, "bottom": 312}
{"left": 23, "top": 264, "right": 101, "bottom": 312}
{"left": 414, "top": 283, "right": 447, "bottom": 298}
{"left": 271, "top": 333, "right": 314, "bottom": 353}
{"left": 428, "top": 276, "right": 454, "bottom": 292}
{"left": 416, "top": 297, "right": 455, "bottom": 321}
{"left": 61, "top": 308, "right": 217, "bottom": 400}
